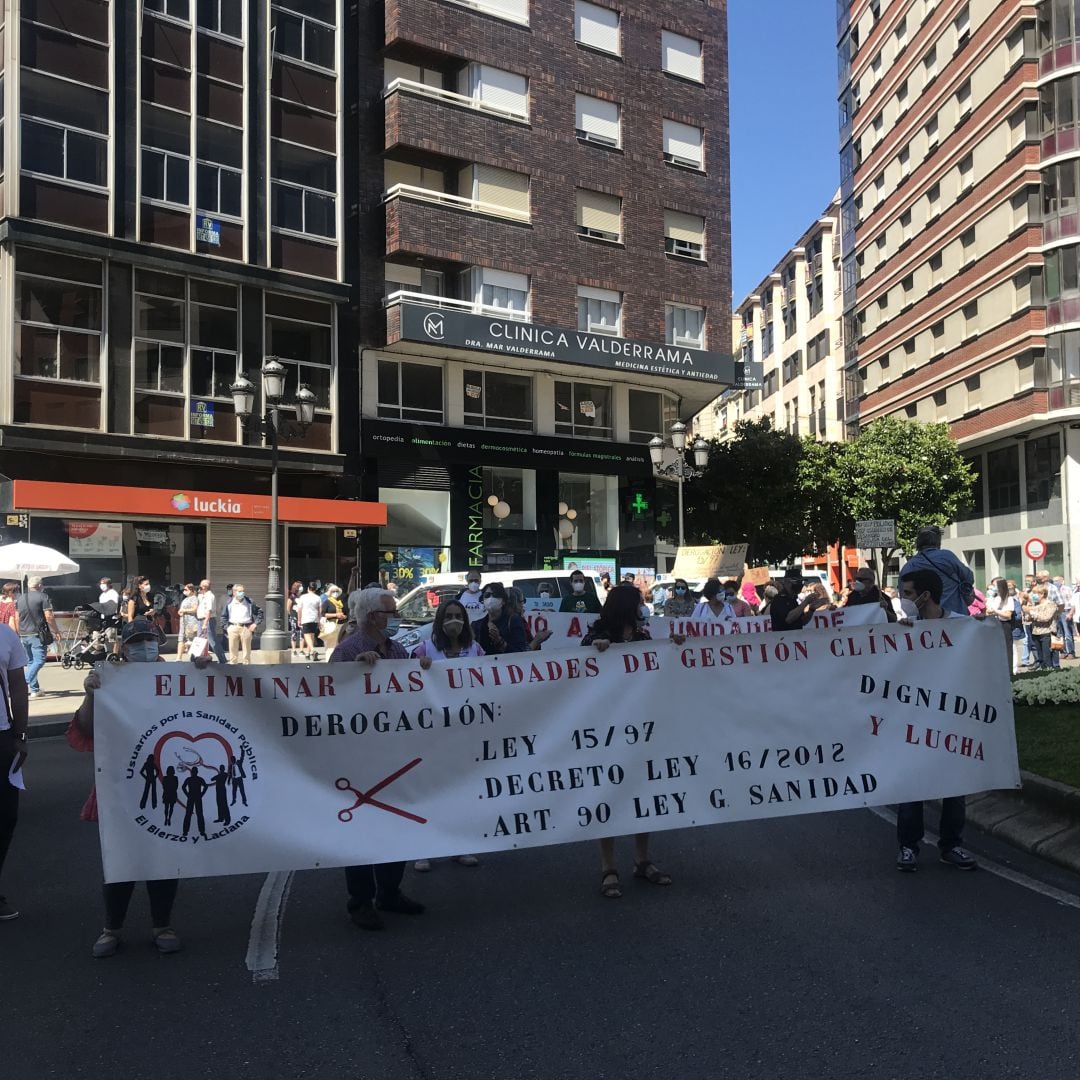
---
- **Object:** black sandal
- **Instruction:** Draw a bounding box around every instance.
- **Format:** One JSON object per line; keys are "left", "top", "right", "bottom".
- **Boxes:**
{"left": 600, "top": 870, "right": 622, "bottom": 898}
{"left": 633, "top": 861, "right": 672, "bottom": 886}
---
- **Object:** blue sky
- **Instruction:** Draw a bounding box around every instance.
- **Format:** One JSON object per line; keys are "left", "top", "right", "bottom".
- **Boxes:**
{"left": 729, "top": 2, "right": 840, "bottom": 303}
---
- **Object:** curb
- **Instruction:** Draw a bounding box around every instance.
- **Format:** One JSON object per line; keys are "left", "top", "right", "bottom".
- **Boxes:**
{"left": 28, "top": 720, "right": 70, "bottom": 740}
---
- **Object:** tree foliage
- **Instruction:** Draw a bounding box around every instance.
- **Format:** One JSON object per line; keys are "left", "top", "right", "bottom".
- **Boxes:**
{"left": 678, "top": 417, "right": 976, "bottom": 564}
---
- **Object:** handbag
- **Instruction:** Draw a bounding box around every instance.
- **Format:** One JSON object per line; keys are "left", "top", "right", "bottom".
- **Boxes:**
{"left": 38, "top": 623, "right": 54, "bottom": 648}
{"left": 189, "top": 635, "right": 210, "bottom": 659}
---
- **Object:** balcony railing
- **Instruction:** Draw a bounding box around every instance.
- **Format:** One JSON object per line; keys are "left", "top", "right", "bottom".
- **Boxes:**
{"left": 384, "top": 77, "right": 529, "bottom": 123}
{"left": 783, "top": 280, "right": 796, "bottom": 303}
{"left": 384, "top": 183, "right": 531, "bottom": 223}
{"left": 385, "top": 289, "right": 531, "bottom": 322}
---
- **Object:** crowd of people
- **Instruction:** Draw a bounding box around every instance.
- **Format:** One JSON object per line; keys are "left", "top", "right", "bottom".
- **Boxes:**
{"left": 0, "top": 523, "right": 1072, "bottom": 951}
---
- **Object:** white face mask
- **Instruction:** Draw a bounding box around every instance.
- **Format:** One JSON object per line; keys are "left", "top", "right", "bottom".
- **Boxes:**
{"left": 467, "top": 581, "right": 480, "bottom": 593}
{"left": 539, "top": 591, "right": 551, "bottom": 599}
{"left": 126, "top": 640, "right": 159, "bottom": 663}
{"left": 899, "top": 597, "right": 920, "bottom": 619}
{"left": 572, "top": 582, "right": 585, "bottom": 594}
{"left": 484, "top": 597, "right": 503, "bottom": 615}
{"left": 443, "top": 617, "right": 464, "bottom": 635}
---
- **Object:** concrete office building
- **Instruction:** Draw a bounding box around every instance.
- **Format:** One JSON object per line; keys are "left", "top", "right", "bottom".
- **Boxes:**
{"left": 839, "top": 0, "right": 1080, "bottom": 583}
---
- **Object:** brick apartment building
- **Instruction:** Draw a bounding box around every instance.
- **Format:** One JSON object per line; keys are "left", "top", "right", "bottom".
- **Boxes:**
{"left": 839, "top": 0, "right": 1080, "bottom": 584}
{"left": 0, "top": 0, "right": 734, "bottom": 604}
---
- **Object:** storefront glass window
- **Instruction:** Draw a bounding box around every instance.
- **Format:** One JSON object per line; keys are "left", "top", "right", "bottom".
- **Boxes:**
{"left": 14, "top": 248, "right": 103, "bottom": 430}
{"left": 264, "top": 293, "right": 334, "bottom": 452}
{"left": 557, "top": 473, "right": 619, "bottom": 550}
{"left": 1043, "top": 541, "right": 1065, "bottom": 579}
{"left": 483, "top": 467, "right": 536, "bottom": 530}
{"left": 464, "top": 370, "right": 533, "bottom": 431}
{"left": 287, "top": 527, "right": 337, "bottom": 589}
{"left": 628, "top": 389, "right": 677, "bottom": 443}
{"left": 378, "top": 488, "right": 451, "bottom": 548}
{"left": 377, "top": 359, "right": 444, "bottom": 423}
{"left": 554, "top": 380, "right": 612, "bottom": 439}
{"left": 994, "top": 546, "right": 1023, "bottom": 585}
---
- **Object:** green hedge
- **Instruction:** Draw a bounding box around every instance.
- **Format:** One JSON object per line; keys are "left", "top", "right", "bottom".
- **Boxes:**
{"left": 1012, "top": 666, "right": 1080, "bottom": 706}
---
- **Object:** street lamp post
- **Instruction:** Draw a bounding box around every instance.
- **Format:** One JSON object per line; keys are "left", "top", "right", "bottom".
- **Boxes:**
{"left": 648, "top": 421, "right": 710, "bottom": 548}
{"left": 230, "top": 360, "right": 317, "bottom": 655}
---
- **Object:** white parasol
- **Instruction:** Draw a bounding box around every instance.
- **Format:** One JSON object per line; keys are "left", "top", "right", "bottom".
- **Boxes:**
{"left": 0, "top": 541, "right": 80, "bottom": 578}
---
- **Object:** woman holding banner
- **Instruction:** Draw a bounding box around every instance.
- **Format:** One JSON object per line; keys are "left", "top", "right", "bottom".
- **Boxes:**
{"left": 582, "top": 585, "right": 672, "bottom": 900}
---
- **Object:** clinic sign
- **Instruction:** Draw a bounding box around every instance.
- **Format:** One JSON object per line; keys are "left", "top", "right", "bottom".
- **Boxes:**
{"left": 400, "top": 303, "right": 759, "bottom": 387}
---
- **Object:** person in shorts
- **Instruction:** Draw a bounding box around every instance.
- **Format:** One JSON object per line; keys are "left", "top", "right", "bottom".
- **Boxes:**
{"left": 296, "top": 582, "right": 325, "bottom": 660}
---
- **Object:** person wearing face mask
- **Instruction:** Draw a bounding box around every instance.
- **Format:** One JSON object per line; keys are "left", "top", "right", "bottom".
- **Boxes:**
{"left": 224, "top": 583, "right": 262, "bottom": 664}
{"left": 691, "top": 578, "right": 735, "bottom": 621}
{"left": 459, "top": 571, "right": 484, "bottom": 612}
{"left": 175, "top": 583, "right": 199, "bottom": 661}
{"left": 296, "top": 581, "right": 326, "bottom": 660}
{"left": 559, "top": 570, "right": 601, "bottom": 614}
{"left": 721, "top": 580, "right": 755, "bottom": 618}
{"left": 894, "top": 570, "right": 977, "bottom": 874}
{"left": 68, "top": 617, "right": 213, "bottom": 957}
{"left": 319, "top": 584, "right": 346, "bottom": 658}
{"left": 330, "top": 589, "right": 427, "bottom": 931}
{"left": 98, "top": 578, "right": 120, "bottom": 609}
{"left": 843, "top": 567, "right": 897, "bottom": 623}
{"left": 1022, "top": 584, "right": 1060, "bottom": 671}
{"left": 125, "top": 576, "right": 155, "bottom": 624}
{"left": 664, "top": 578, "right": 696, "bottom": 618}
{"left": 533, "top": 582, "right": 558, "bottom": 610}
{"left": 472, "top": 582, "right": 528, "bottom": 654}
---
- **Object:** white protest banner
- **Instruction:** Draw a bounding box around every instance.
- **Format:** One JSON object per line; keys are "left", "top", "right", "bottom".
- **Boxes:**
{"left": 670, "top": 544, "right": 749, "bottom": 581}
{"left": 93, "top": 618, "right": 1017, "bottom": 883}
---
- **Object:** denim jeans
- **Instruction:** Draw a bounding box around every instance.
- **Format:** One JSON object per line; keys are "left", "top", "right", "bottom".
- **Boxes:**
{"left": 1058, "top": 614, "right": 1075, "bottom": 657}
{"left": 1033, "top": 633, "right": 1054, "bottom": 670}
{"left": 897, "top": 796, "right": 966, "bottom": 852}
{"left": 1022, "top": 625, "right": 1035, "bottom": 665}
{"left": 20, "top": 635, "right": 46, "bottom": 693}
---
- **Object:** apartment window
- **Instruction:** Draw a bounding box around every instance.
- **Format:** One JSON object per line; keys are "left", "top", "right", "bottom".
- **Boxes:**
{"left": 628, "top": 390, "right": 677, "bottom": 444}
{"left": 468, "top": 0, "right": 529, "bottom": 24}
{"left": 576, "top": 93, "right": 621, "bottom": 148}
{"left": 555, "top": 380, "right": 613, "bottom": 439}
{"left": 962, "top": 300, "right": 978, "bottom": 337}
{"left": 271, "top": 140, "right": 335, "bottom": 239}
{"left": 924, "top": 44, "right": 938, "bottom": 80}
{"left": 959, "top": 152, "right": 973, "bottom": 191}
{"left": 664, "top": 210, "right": 705, "bottom": 259}
{"left": 196, "top": 118, "right": 243, "bottom": 218}
{"left": 466, "top": 268, "right": 530, "bottom": 317}
{"left": 142, "top": 105, "right": 191, "bottom": 207}
{"left": 896, "top": 15, "right": 907, "bottom": 47}
{"left": 930, "top": 252, "right": 943, "bottom": 286}
{"left": 14, "top": 248, "right": 102, "bottom": 430}
{"left": 577, "top": 286, "right": 622, "bottom": 336}
{"left": 377, "top": 359, "right": 443, "bottom": 424}
{"left": 955, "top": 4, "right": 970, "bottom": 43}
{"left": 197, "top": 0, "right": 241, "bottom": 37}
{"left": 762, "top": 322, "right": 774, "bottom": 357}
{"left": 871, "top": 52, "right": 882, "bottom": 79}
{"left": 133, "top": 271, "right": 186, "bottom": 437}
{"left": 957, "top": 78, "right": 971, "bottom": 119}
{"left": 961, "top": 225, "right": 976, "bottom": 261}
{"left": 663, "top": 119, "right": 703, "bottom": 170}
{"left": 575, "top": 1, "right": 620, "bottom": 55}
{"left": 265, "top": 292, "right": 334, "bottom": 451}
{"left": 1026, "top": 434, "right": 1062, "bottom": 508}
{"left": 22, "top": 117, "right": 108, "bottom": 188}
{"left": 900, "top": 209, "right": 912, "bottom": 242}
{"left": 271, "top": 2, "right": 335, "bottom": 72}
{"left": 461, "top": 64, "right": 529, "bottom": 121}
{"left": 146, "top": 0, "right": 190, "bottom": 18}
{"left": 463, "top": 369, "right": 533, "bottom": 431}
{"left": 926, "top": 115, "right": 939, "bottom": 149}
{"left": 665, "top": 303, "right": 705, "bottom": 349}
{"left": 899, "top": 146, "right": 910, "bottom": 179}
{"left": 661, "top": 30, "right": 703, "bottom": 82}
{"left": 987, "top": 446, "right": 1020, "bottom": 512}
{"left": 872, "top": 112, "right": 884, "bottom": 141}
{"left": 576, "top": 189, "right": 622, "bottom": 242}
{"left": 460, "top": 164, "right": 531, "bottom": 219}
{"left": 897, "top": 78, "right": 909, "bottom": 111}
{"left": 189, "top": 279, "right": 239, "bottom": 443}
{"left": 928, "top": 180, "right": 941, "bottom": 216}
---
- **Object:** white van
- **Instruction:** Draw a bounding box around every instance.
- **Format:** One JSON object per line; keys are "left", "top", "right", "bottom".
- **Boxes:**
{"left": 392, "top": 569, "right": 602, "bottom": 650}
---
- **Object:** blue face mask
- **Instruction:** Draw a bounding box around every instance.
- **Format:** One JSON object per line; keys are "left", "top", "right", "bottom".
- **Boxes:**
{"left": 126, "top": 640, "right": 159, "bottom": 663}
{"left": 675, "top": 587, "right": 687, "bottom": 595}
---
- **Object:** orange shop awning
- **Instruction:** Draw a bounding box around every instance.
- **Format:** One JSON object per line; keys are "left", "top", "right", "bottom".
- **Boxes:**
{"left": 10, "top": 480, "right": 387, "bottom": 528}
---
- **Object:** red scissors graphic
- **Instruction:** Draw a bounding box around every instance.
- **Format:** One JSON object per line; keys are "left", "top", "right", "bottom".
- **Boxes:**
{"left": 336, "top": 757, "right": 427, "bottom": 825}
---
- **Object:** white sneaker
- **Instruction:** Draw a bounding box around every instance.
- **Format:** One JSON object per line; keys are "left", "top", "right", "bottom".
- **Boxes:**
{"left": 28, "top": 691, "right": 41, "bottom": 699}
{"left": 414, "top": 859, "right": 432, "bottom": 872}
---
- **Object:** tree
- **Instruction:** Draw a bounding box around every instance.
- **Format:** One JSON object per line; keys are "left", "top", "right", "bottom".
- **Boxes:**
{"left": 798, "top": 437, "right": 853, "bottom": 555}
{"left": 834, "top": 417, "right": 976, "bottom": 576}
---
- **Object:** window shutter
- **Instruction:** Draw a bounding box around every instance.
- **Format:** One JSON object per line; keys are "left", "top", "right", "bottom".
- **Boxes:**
{"left": 664, "top": 210, "right": 704, "bottom": 245}
{"left": 577, "top": 190, "right": 621, "bottom": 236}
{"left": 472, "top": 165, "right": 530, "bottom": 216}
{"left": 575, "top": 1, "right": 620, "bottom": 53}
{"left": 484, "top": 0, "right": 529, "bottom": 24}
{"left": 384, "top": 262, "right": 422, "bottom": 287}
{"left": 208, "top": 522, "right": 270, "bottom": 610}
{"left": 576, "top": 94, "right": 620, "bottom": 145}
{"left": 385, "top": 160, "right": 443, "bottom": 191}
{"left": 468, "top": 64, "right": 528, "bottom": 118}
{"left": 663, "top": 120, "right": 703, "bottom": 167}
{"left": 661, "top": 31, "right": 703, "bottom": 81}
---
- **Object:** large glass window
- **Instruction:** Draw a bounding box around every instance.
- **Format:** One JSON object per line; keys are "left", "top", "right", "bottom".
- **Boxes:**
{"left": 557, "top": 473, "right": 619, "bottom": 549}
{"left": 189, "top": 279, "right": 239, "bottom": 443}
{"left": 196, "top": 117, "right": 243, "bottom": 218}
{"left": 463, "top": 369, "right": 532, "bottom": 432}
{"left": 134, "top": 271, "right": 187, "bottom": 437}
{"left": 1025, "top": 433, "right": 1062, "bottom": 507}
{"left": 264, "top": 293, "right": 334, "bottom": 451}
{"left": 987, "top": 445, "right": 1021, "bottom": 512}
{"left": 271, "top": 2, "right": 336, "bottom": 71}
{"left": 197, "top": 0, "right": 242, "bottom": 38}
{"left": 628, "top": 389, "right": 677, "bottom": 444}
{"left": 577, "top": 286, "right": 621, "bottom": 336}
{"left": 14, "top": 248, "right": 103, "bottom": 429}
{"left": 555, "top": 381, "right": 612, "bottom": 439}
{"left": 463, "top": 268, "right": 529, "bottom": 318}
{"left": 483, "top": 467, "right": 536, "bottom": 530}
{"left": 665, "top": 303, "right": 705, "bottom": 349}
{"left": 377, "top": 360, "right": 443, "bottom": 424}
{"left": 142, "top": 104, "right": 191, "bottom": 207}
{"left": 271, "top": 140, "right": 336, "bottom": 239}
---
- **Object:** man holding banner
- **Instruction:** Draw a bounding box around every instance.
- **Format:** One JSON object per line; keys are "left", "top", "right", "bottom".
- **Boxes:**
{"left": 894, "top": 569, "right": 977, "bottom": 873}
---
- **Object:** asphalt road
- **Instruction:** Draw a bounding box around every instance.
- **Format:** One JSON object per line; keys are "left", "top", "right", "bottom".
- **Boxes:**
{"left": 4, "top": 738, "right": 1080, "bottom": 1080}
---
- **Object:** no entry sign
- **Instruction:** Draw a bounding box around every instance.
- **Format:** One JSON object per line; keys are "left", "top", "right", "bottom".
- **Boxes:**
{"left": 1025, "top": 537, "right": 1047, "bottom": 562}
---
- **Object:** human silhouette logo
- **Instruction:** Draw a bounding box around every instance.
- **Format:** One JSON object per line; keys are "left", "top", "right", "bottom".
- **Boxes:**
{"left": 126, "top": 724, "right": 258, "bottom": 845}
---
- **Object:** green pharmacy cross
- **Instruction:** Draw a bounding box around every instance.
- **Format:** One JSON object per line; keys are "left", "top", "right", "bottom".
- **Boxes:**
{"left": 631, "top": 493, "right": 650, "bottom": 516}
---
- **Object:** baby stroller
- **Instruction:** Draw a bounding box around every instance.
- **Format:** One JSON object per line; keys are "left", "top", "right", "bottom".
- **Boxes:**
{"left": 62, "top": 601, "right": 123, "bottom": 669}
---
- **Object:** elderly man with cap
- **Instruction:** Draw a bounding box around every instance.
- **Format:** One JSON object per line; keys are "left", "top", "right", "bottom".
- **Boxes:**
{"left": 843, "top": 567, "right": 897, "bottom": 622}
{"left": 769, "top": 568, "right": 829, "bottom": 631}
{"left": 898, "top": 525, "right": 974, "bottom": 616}
{"left": 330, "top": 587, "right": 428, "bottom": 931}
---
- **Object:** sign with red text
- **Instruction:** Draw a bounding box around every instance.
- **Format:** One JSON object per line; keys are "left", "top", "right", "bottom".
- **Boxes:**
{"left": 91, "top": 618, "right": 1018, "bottom": 883}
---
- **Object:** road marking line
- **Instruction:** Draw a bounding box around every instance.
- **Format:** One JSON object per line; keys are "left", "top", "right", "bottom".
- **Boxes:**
{"left": 868, "top": 806, "right": 1080, "bottom": 910}
{"left": 246, "top": 870, "right": 293, "bottom": 983}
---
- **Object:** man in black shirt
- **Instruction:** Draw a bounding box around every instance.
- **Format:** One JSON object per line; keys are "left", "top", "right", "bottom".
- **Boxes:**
{"left": 769, "top": 568, "right": 828, "bottom": 631}
{"left": 844, "top": 567, "right": 897, "bottom": 622}
{"left": 559, "top": 570, "right": 602, "bottom": 614}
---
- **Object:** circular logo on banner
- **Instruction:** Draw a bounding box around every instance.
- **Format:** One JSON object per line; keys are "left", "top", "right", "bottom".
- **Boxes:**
{"left": 1025, "top": 537, "right": 1047, "bottom": 561}
{"left": 422, "top": 312, "right": 445, "bottom": 340}
{"left": 125, "top": 716, "right": 258, "bottom": 844}
{"left": 171, "top": 492, "right": 191, "bottom": 511}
